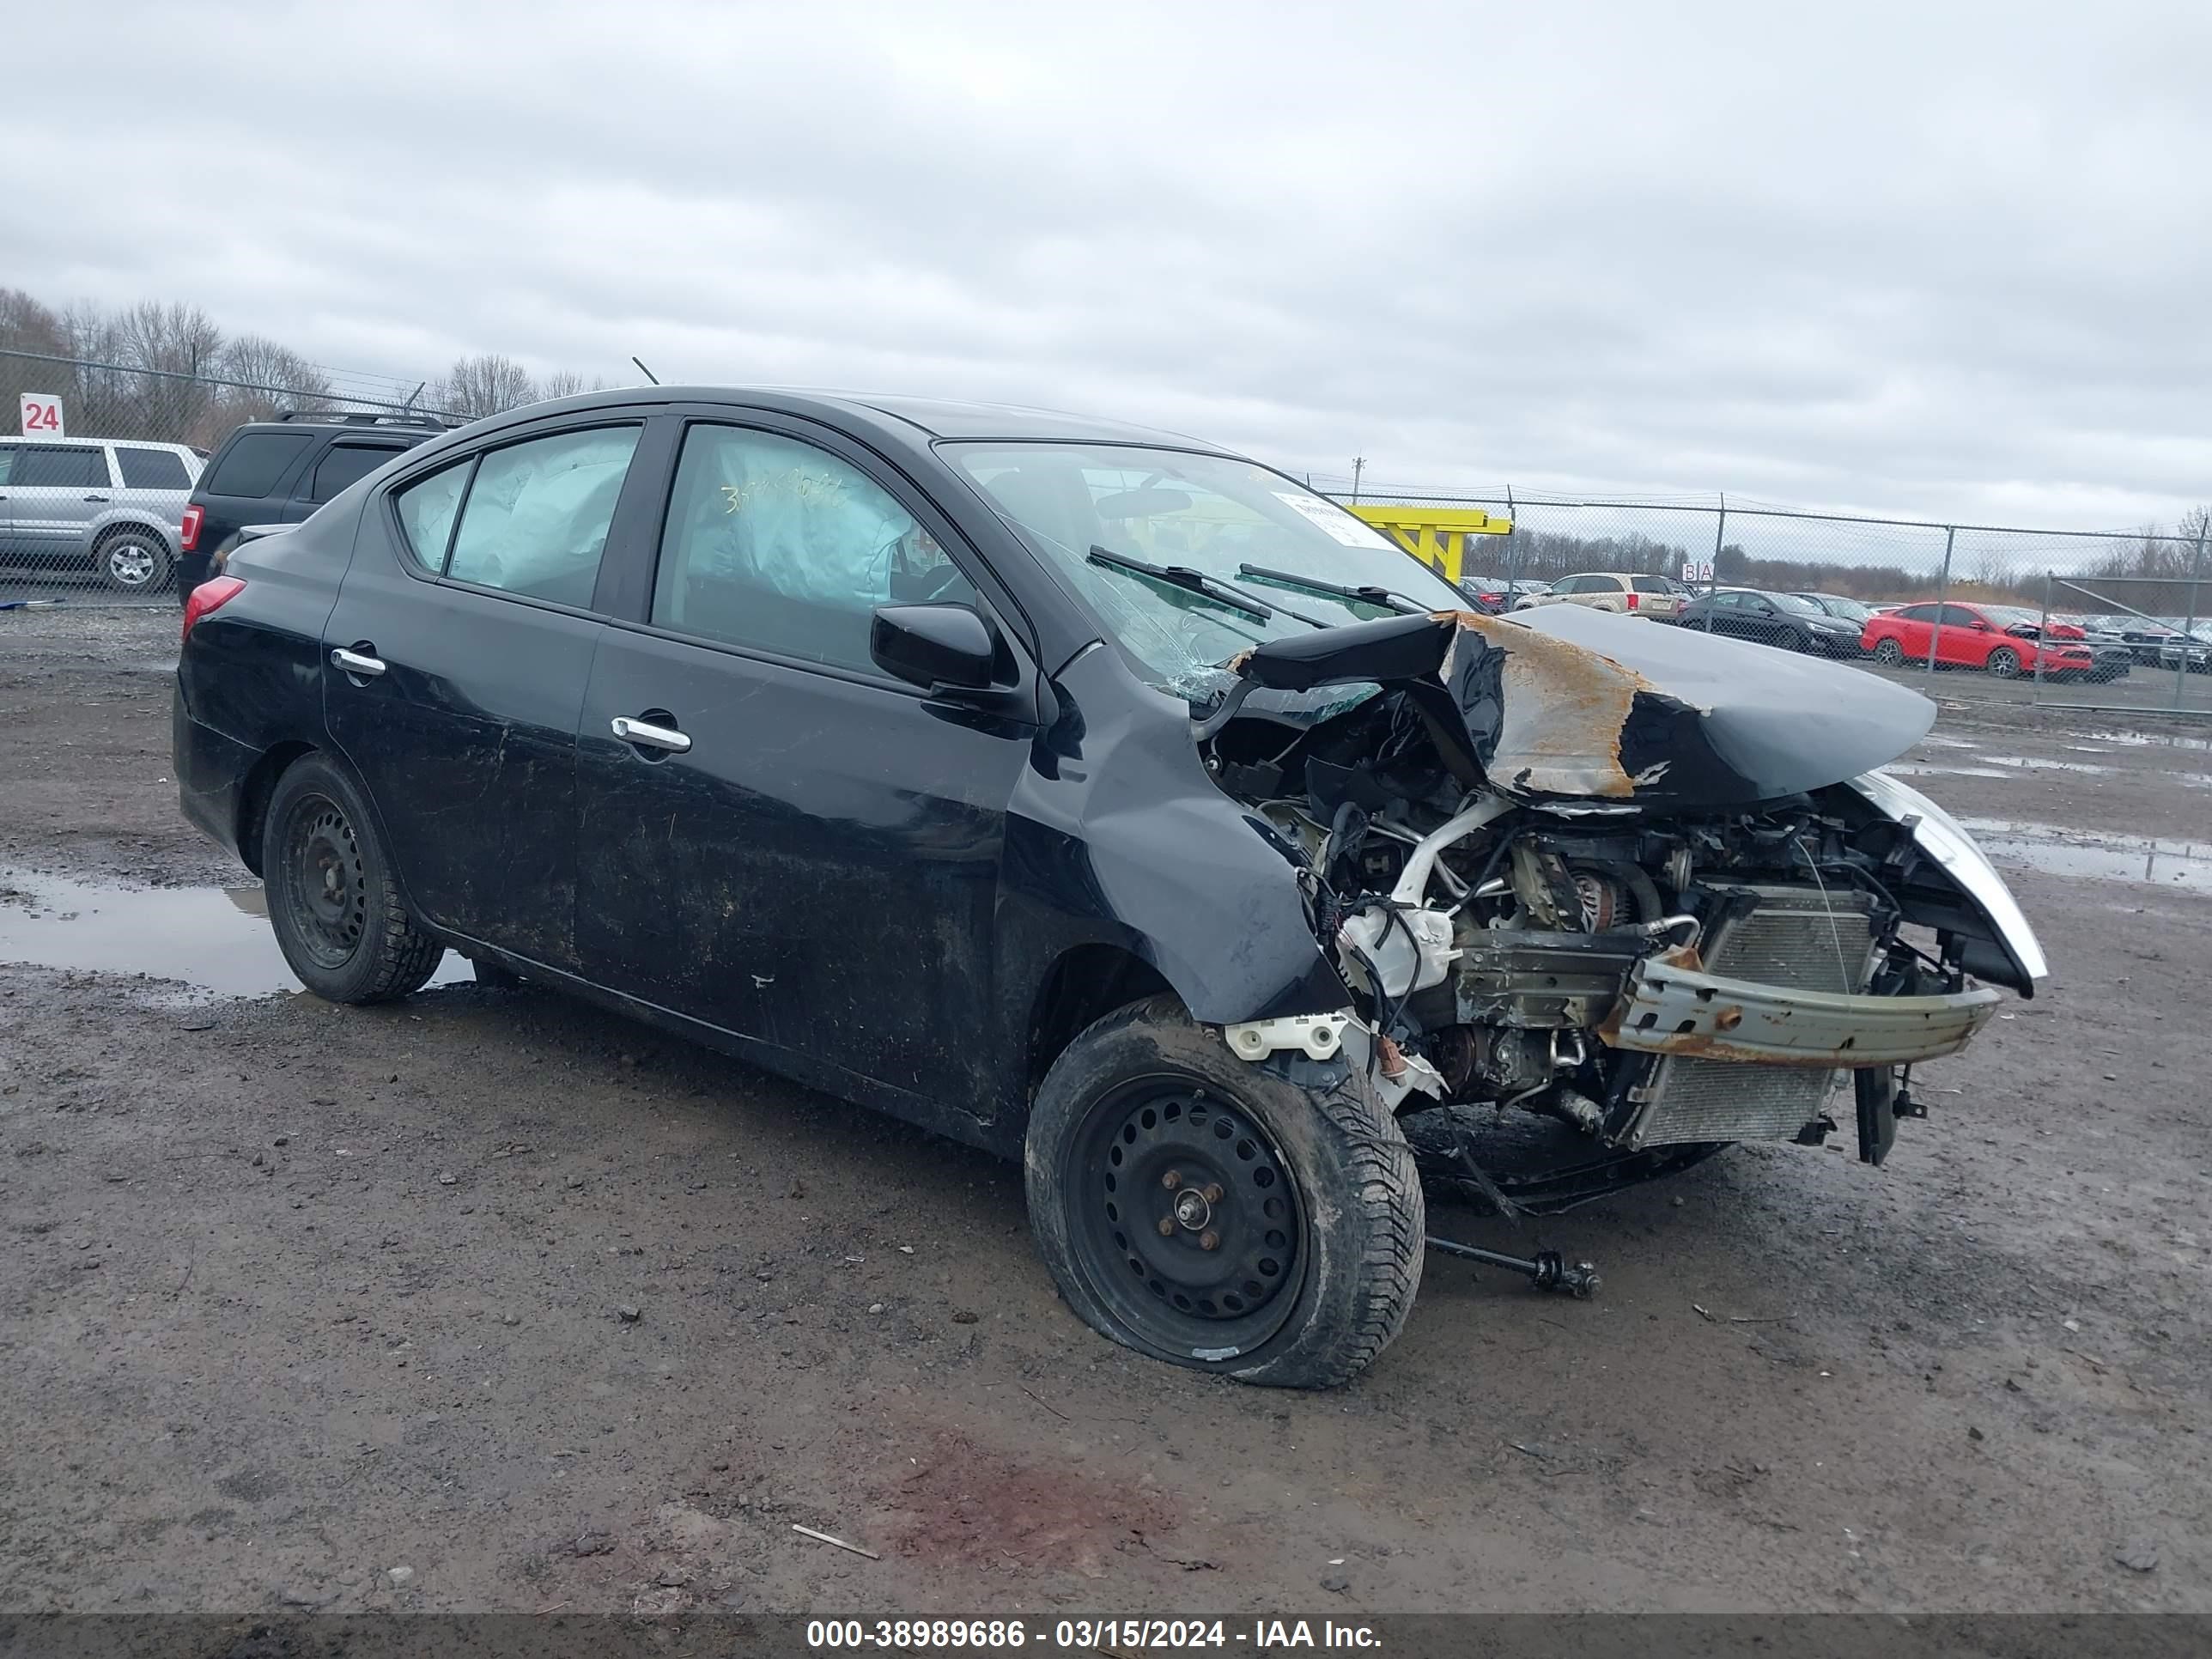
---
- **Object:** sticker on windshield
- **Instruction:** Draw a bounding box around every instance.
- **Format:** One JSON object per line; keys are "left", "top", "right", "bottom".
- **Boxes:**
{"left": 1272, "top": 490, "right": 1395, "bottom": 550}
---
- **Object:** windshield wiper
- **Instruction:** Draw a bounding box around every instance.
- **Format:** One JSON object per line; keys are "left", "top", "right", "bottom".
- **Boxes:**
{"left": 1086, "top": 546, "right": 1326, "bottom": 628}
{"left": 1236, "top": 563, "right": 1427, "bottom": 616}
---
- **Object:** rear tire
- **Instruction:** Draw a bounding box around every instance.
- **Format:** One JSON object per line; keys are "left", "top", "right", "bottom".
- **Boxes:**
{"left": 1873, "top": 638, "right": 1905, "bottom": 666}
{"left": 1024, "top": 996, "right": 1423, "bottom": 1389}
{"left": 263, "top": 753, "right": 443, "bottom": 1003}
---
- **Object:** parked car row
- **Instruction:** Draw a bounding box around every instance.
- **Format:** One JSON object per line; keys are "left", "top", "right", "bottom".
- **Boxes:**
{"left": 1444, "top": 571, "right": 2165, "bottom": 685}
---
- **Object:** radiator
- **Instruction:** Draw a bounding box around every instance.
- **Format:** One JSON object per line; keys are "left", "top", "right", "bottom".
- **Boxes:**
{"left": 1622, "top": 884, "right": 1881, "bottom": 1150}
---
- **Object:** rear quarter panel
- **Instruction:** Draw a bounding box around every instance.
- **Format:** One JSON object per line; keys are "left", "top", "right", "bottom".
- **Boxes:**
{"left": 178, "top": 506, "right": 356, "bottom": 760}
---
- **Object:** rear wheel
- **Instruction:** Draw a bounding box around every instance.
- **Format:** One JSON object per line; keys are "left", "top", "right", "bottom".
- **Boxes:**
{"left": 1873, "top": 638, "right": 1905, "bottom": 666}
{"left": 263, "top": 753, "right": 443, "bottom": 1002}
{"left": 95, "top": 529, "right": 172, "bottom": 592}
{"left": 1024, "top": 997, "right": 1423, "bottom": 1389}
{"left": 1985, "top": 646, "right": 2021, "bottom": 679}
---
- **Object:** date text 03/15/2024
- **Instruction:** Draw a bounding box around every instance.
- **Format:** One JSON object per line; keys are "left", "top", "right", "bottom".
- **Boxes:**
{"left": 805, "top": 1618, "right": 1382, "bottom": 1650}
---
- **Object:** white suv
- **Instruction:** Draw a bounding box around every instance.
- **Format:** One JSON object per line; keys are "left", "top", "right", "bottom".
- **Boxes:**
{"left": 0, "top": 434, "right": 205, "bottom": 592}
{"left": 1523, "top": 571, "right": 1690, "bottom": 621}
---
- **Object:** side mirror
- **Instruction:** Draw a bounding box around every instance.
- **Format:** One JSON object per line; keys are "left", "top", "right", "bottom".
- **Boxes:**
{"left": 1968, "top": 619, "right": 1990, "bottom": 631}
{"left": 870, "top": 603, "right": 999, "bottom": 693}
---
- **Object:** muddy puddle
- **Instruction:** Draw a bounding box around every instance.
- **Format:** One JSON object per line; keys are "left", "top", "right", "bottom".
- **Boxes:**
{"left": 0, "top": 868, "right": 476, "bottom": 1000}
{"left": 1956, "top": 818, "right": 2212, "bottom": 895}
{"left": 2076, "top": 728, "right": 2212, "bottom": 753}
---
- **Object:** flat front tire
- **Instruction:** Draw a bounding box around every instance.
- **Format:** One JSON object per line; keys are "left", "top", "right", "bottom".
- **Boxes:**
{"left": 1024, "top": 996, "right": 1424, "bottom": 1389}
{"left": 263, "top": 753, "right": 444, "bottom": 1003}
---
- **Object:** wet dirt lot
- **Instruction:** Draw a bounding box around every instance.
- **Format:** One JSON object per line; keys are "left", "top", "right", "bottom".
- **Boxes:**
{"left": 2, "top": 606, "right": 2209, "bottom": 1615}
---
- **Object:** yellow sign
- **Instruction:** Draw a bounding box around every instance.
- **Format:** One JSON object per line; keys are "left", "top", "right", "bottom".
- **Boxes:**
{"left": 1345, "top": 504, "right": 1512, "bottom": 585}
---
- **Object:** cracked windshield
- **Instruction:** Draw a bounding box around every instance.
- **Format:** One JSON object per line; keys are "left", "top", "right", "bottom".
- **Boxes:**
{"left": 948, "top": 443, "right": 1466, "bottom": 698}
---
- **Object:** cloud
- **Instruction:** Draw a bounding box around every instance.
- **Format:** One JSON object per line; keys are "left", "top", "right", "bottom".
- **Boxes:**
{"left": 6, "top": 0, "right": 2209, "bottom": 528}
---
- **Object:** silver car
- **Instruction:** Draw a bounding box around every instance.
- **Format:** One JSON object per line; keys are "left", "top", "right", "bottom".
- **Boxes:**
{"left": 0, "top": 434, "right": 204, "bottom": 592}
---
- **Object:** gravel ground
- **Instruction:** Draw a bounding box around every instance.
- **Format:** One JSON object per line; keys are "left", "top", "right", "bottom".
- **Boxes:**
{"left": 2, "top": 605, "right": 2209, "bottom": 1615}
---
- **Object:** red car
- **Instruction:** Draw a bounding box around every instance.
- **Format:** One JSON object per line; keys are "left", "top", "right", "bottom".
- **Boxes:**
{"left": 1862, "top": 602, "right": 2098, "bottom": 680}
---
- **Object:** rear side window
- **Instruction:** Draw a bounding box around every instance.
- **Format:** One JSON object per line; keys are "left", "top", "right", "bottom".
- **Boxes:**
{"left": 392, "top": 460, "right": 471, "bottom": 570}
{"left": 115, "top": 447, "right": 192, "bottom": 489}
{"left": 15, "top": 445, "right": 111, "bottom": 488}
{"left": 204, "top": 431, "right": 315, "bottom": 498}
{"left": 445, "top": 426, "right": 641, "bottom": 606}
{"left": 310, "top": 443, "right": 400, "bottom": 503}
{"left": 1892, "top": 605, "right": 1935, "bottom": 622}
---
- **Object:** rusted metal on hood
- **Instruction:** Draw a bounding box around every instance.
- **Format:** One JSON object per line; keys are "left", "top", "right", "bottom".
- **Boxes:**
{"left": 1434, "top": 609, "right": 1660, "bottom": 799}
{"left": 1228, "top": 605, "right": 1938, "bottom": 808}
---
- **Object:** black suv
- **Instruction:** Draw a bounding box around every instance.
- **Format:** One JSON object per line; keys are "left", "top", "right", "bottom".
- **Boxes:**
{"left": 178, "top": 410, "right": 453, "bottom": 603}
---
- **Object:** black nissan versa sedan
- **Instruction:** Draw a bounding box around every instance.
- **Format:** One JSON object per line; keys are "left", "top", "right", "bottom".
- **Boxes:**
{"left": 175, "top": 388, "right": 2047, "bottom": 1388}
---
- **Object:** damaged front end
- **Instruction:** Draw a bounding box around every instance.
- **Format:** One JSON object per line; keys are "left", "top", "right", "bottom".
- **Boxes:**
{"left": 1204, "top": 605, "right": 2043, "bottom": 1174}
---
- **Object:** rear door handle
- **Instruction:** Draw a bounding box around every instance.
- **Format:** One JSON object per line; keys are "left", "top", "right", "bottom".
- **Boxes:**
{"left": 331, "top": 647, "right": 387, "bottom": 678}
{"left": 84, "top": 494, "right": 110, "bottom": 503}
{"left": 611, "top": 714, "right": 690, "bottom": 754}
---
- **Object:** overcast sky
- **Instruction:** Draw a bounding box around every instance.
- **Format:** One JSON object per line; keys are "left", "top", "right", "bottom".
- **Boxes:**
{"left": 9, "top": 2, "right": 2210, "bottom": 528}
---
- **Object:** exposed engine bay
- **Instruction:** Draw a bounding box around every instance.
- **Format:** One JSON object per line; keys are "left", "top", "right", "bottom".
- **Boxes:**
{"left": 1195, "top": 605, "right": 2042, "bottom": 1184}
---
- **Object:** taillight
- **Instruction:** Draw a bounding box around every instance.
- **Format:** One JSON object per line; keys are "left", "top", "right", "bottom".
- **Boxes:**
{"left": 1625, "top": 592, "right": 1640, "bottom": 610}
{"left": 179, "top": 504, "right": 204, "bottom": 552}
{"left": 181, "top": 575, "right": 246, "bottom": 642}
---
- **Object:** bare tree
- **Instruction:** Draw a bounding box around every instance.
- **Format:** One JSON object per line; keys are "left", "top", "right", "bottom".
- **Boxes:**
{"left": 536, "top": 368, "right": 608, "bottom": 401}
{"left": 0, "top": 289, "right": 70, "bottom": 424}
{"left": 434, "top": 354, "right": 538, "bottom": 419}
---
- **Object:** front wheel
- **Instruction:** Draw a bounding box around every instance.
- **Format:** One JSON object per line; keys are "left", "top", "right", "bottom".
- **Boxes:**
{"left": 96, "top": 530, "right": 172, "bottom": 592}
{"left": 1024, "top": 997, "right": 1423, "bottom": 1389}
{"left": 263, "top": 753, "right": 444, "bottom": 1002}
{"left": 1985, "top": 646, "right": 2021, "bottom": 679}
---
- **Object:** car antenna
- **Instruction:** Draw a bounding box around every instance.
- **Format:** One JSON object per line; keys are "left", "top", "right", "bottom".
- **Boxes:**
{"left": 631, "top": 356, "right": 660, "bottom": 386}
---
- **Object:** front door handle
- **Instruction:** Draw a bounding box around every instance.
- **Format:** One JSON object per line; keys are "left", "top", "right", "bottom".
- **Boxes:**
{"left": 611, "top": 714, "right": 691, "bottom": 754}
{"left": 331, "top": 647, "right": 387, "bottom": 678}
{"left": 83, "top": 494, "right": 110, "bottom": 503}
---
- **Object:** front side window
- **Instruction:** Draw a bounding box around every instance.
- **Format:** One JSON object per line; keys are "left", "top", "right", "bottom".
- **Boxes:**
{"left": 311, "top": 443, "right": 401, "bottom": 503}
{"left": 0, "top": 445, "right": 15, "bottom": 485}
{"left": 446, "top": 426, "right": 641, "bottom": 606}
{"left": 1940, "top": 605, "right": 1984, "bottom": 627}
{"left": 653, "top": 424, "right": 976, "bottom": 674}
{"left": 15, "top": 445, "right": 111, "bottom": 488}
{"left": 945, "top": 441, "right": 1462, "bottom": 697}
{"left": 115, "top": 447, "right": 192, "bottom": 489}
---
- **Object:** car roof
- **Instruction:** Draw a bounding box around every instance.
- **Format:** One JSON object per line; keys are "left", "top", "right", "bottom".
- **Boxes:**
{"left": 0, "top": 434, "right": 195, "bottom": 453}
{"left": 468, "top": 386, "right": 1228, "bottom": 453}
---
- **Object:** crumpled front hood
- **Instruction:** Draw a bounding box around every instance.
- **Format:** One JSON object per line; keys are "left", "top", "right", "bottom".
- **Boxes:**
{"left": 1229, "top": 605, "right": 1936, "bottom": 807}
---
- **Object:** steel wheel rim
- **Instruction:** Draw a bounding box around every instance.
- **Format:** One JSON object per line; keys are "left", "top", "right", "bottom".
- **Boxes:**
{"left": 1068, "top": 1079, "right": 1305, "bottom": 1356}
{"left": 281, "top": 793, "right": 369, "bottom": 969}
{"left": 108, "top": 542, "right": 155, "bottom": 586}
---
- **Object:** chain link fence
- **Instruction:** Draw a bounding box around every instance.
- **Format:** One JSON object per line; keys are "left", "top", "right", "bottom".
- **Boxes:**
{"left": 4, "top": 342, "right": 2205, "bottom": 718}
{"left": 1, "top": 348, "right": 455, "bottom": 605}
{"left": 1328, "top": 485, "right": 2210, "bottom": 715}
